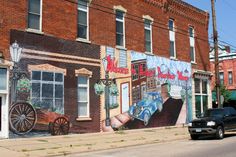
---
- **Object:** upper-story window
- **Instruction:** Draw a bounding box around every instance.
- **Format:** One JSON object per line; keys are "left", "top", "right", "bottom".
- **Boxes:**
{"left": 116, "top": 10, "right": 125, "bottom": 47}
{"left": 189, "top": 27, "right": 194, "bottom": 37}
{"left": 189, "top": 26, "right": 195, "bottom": 63}
{"left": 228, "top": 71, "right": 233, "bottom": 85}
{"left": 28, "top": 0, "right": 42, "bottom": 31}
{"left": 219, "top": 72, "right": 224, "bottom": 85}
{"left": 168, "top": 19, "right": 174, "bottom": 31}
{"left": 144, "top": 19, "right": 152, "bottom": 53}
{"left": 169, "top": 19, "right": 176, "bottom": 58}
{"left": 77, "top": 0, "right": 89, "bottom": 40}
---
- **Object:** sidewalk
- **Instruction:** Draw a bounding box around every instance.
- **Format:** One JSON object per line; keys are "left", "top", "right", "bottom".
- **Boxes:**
{"left": 0, "top": 126, "right": 189, "bottom": 157}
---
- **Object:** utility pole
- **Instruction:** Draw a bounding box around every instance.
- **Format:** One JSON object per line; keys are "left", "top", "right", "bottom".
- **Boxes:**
{"left": 211, "top": 0, "right": 221, "bottom": 108}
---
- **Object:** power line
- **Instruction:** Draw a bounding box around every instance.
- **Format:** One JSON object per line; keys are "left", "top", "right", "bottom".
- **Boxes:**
{"left": 62, "top": 0, "right": 236, "bottom": 52}
{"left": 64, "top": 0, "right": 211, "bottom": 43}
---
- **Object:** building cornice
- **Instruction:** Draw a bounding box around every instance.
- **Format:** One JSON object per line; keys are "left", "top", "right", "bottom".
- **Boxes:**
{"left": 144, "top": 0, "right": 209, "bottom": 26}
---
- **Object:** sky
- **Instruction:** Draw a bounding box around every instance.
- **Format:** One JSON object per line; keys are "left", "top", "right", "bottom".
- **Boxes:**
{"left": 184, "top": 0, "right": 236, "bottom": 52}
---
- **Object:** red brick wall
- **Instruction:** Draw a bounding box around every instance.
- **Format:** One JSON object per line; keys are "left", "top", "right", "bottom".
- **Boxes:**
{"left": 1, "top": 0, "right": 210, "bottom": 71}
{"left": 211, "top": 58, "right": 236, "bottom": 91}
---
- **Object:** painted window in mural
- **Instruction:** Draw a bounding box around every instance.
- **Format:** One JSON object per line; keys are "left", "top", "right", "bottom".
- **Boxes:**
{"left": 144, "top": 19, "right": 152, "bottom": 53}
{"left": 119, "top": 50, "right": 127, "bottom": 67}
{"left": 194, "top": 78, "right": 208, "bottom": 117}
{"left": 0, "top": 68, "right": 7, "bottom": 90}
{"left": 106, "top": 47, "right": 115, "bottom": 59}
{"left": 77, "top": 0, "right": 88, "bottom": 39}
{"left": 31, "top": 71, "right": 64, "bottom": 114}
{"left": 77, "top": 76, "right": 89, "bottom": 117}
{"left": 132, "top": 64, "right": 139, "bottom": 80}
{"left": 116, "top": 10, "right": 125, "bottom": 47}
{"left": 28, "top": 0, "right": 42, "bottom": 30}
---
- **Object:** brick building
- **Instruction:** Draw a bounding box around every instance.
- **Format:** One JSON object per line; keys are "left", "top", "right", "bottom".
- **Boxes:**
{"left": 210, "top": 46, "right": 236, "bottom": 107}
{"left": 0, "top": 0, "right": 211, "bottom": 138}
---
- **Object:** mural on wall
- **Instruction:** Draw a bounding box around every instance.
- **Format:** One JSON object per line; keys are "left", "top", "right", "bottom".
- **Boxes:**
{"left": 9, "top": 72, "right": 70, "bottom": 136}
{"left": 102, "top": 50, "right": 192, "bottom": 131}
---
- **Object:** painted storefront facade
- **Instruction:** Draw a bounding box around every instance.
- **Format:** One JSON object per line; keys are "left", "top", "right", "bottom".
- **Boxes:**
{"left": 100, "top": 47, "right": 196, "bottom": 131}
{"left": 8, "top": 29, "right": 101, "bottom": 137}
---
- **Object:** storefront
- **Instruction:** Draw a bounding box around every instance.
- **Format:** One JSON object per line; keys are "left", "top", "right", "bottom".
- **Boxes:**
{"left": 0, "top": 59, "right": 11, "bottom": 138}
{"left": 9, "top": 29, "right": 101, "bottom": 136}
{"left": 192, "top": 70, "right": 212, "bottom": 118}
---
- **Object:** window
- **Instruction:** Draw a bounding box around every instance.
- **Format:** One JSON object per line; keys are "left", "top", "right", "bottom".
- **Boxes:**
{"left": 132, "top": 64, "right": 139, "bottom": 80}
{"left": 189, "top": 27, "right": 194, "bottom": 37}
{"left": 77, "top": 0, "right": 89, "bottom": 39}
{"left": 169, "top": 19, "right": 176, "bottom": 58}
{"left": 168, "top": 19, "right": 174, "bottom": 31}
{"left": 0, "top": 68, "right": 7, "bottom": 90}
{"left": 228, "top": 71, "right": 233, "bottom": 85}
{"left": 28, "top": 0, "right": 42, "bottom": 30}
{"left": 140, "top": 63, "right": 146, "bottom": 78}
{"left": 219, "top": 72, "right": 224, "bottom": 85}
{"left": 106, "top": 47, "right": 115, "bottom": 59}
{"left": 77, "top": 76, "right": 89, "bottom": 117}
{"left": 189, "top": 26, "right": 195, "bottom": 62}
{"left": 194, "top": 78, "right": 208, "bottom": 118}
{"left": 144, "top": 19, "right": 152, "bottom": 53}
{"left": 116, "top": 10, "right": 125, "bottom": 47}
{"left": 170, "top": 41, "right": 175, "bottom": 58}
{"left": 31, "top": 71, "right": 64, "bottom": 114}
{"left": 190, "top": 46, "right": 195, "bottom": 62}
{"left": 119, "top": 50, "right": 127, "bottom": 67}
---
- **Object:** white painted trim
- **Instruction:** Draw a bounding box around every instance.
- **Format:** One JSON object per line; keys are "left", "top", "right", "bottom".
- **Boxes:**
{"left": 142, "top": 15, "right": 154, "bottom": 22}
{"left": 77, "top": 76, "right": 90, "bottom": 118}
{"left": 0, "top": 68, "right": 9, "bottom": 138}
{"left": 113, "top": 5, "right": 127, "bottom": 13}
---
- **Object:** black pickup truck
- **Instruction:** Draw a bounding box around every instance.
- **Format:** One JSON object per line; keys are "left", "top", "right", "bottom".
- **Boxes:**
{"left": 188, "top": 107, "right": 236, "bottom": 140}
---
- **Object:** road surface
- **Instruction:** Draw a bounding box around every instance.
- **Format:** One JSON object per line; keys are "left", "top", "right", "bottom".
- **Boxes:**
{"left": 71, "top": 133, "right": 236, "bottom": 157}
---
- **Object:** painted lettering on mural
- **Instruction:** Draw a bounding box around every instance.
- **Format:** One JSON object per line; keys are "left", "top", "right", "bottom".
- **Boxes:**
{"left": 177, "top": 71, "right": 189, "bottom": 81}
{"left": 131, "top": 64, "right": 155, "bottom": 77}
{"left": 157, "top": 66, "right": 175, "bottom": 79}
{"left": 107, "top": 56, "right": 129, "bottom": 74}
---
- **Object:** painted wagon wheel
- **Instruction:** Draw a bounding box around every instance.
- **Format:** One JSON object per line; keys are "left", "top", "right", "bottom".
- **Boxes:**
{"left": 9, "top": 102, "right": 37, "bottom": 135}
{"left": 51, "top": 117, "right": 70, "bottom": 136}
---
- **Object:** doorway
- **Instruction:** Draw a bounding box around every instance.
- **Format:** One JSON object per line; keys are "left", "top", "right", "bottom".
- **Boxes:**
{"left": 121, "top": 83, "right": 130, "bottom": 113}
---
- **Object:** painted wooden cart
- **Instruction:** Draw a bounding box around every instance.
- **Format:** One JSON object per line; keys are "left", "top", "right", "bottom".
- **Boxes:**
{"left": 9, "top": 102, "right": 70, "bottom": 136}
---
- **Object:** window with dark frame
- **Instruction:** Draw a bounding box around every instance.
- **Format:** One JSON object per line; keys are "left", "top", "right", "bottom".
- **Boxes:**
{"left": 144, "top": 19, "right": 152, "bottom": 53}
{"left": 228, "top": 71, "right": 233, "bottom": 85}
{"left": 77, "top": 0, "right": 88, "bottom": 39}
{"left": 28, "top": 0, "right": 41, "bottom": 30}
{"left": 116, "top": 10, "right": 125, "bottom": 47}
{"left": 219, "top": 72, "right": 224, "bottom": 85}
{"left": 31, "top": 71, "right": 64, "bottom": 114}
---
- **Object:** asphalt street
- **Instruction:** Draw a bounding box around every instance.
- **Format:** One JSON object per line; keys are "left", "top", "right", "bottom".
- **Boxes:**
{"left": 73, "top": 133, "right": 236, "bottom": 157}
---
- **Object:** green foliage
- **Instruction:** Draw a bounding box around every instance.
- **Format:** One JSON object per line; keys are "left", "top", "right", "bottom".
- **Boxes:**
{"left": 213, "top": 85, "right": 230, "bottom": 103}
